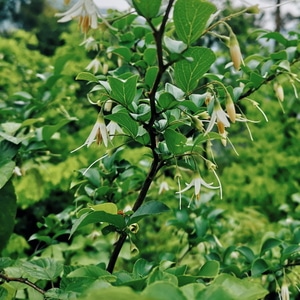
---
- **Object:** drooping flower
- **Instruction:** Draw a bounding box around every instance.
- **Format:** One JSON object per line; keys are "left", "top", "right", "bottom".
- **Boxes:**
{"left": 85, "top": 58, "right": 102, "bottom": 74}
{"left": 86, "top": 114, "right": 109, "bottom": 147}
{"left": 205, "top": 100, "right": 230, "bottom": 135}
{"left": 176, "top": 173, "right": 219, "bottom": 201}
{"left": 72, "top": 114, "right": 109, "bottom": 153}
{"left": 158, "top": 181, "right": 170, "bottom": 194}
{"left": 280, "top": 283, "right": 290, "bottom": 300}
{"left": 55, "top": 0, "right": 99, "bottom": 33}
{"left": 106, "top": 121, "right": 123, "bottom": 141}
{"left": 80, "top": 36, "right": 98, "bottom": 51}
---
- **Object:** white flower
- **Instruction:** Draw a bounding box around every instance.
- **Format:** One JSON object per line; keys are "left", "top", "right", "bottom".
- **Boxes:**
{"left": 177, "top": 174, "right": 219, "bottom": 200}
{"left": 85, "top": 58, "right": 102, "bottom": 74}
{"left": 280, "top": 283, "right": 290, "bottom": 300}
{"left": 205, "top": 101, "right": 230, "bottom": 135}
{"left": 85, "top": 115, "right": 109, "bottom": 147}
{"left": 158, "top": 181, "right": 170, "bottom": 194}
{"left": 80, "top": 37, "right": 98, "bottom": 51}
{"left": 55, "top": 0, "right": 99, "bottom": 33}
{"left": 106, "top": 121, "right": 123, "bottom": 141}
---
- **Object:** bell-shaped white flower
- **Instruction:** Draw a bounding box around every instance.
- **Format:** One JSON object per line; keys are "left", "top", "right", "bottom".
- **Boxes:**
{"left": 205, "top": 100, "right": 230, "bottom": 135}
{"left": 55, "top": 0, "right": 99, "bottom": 33}
{"left": 106, "top": 121, "right": 123, "bottom": 141}
{"left": 177, "top": 173, "right": 219, "bottom": 200}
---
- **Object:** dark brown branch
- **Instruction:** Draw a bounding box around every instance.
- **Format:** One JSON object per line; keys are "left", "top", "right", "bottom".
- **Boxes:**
{"left": 0, "top": 273, "right": 45, "bottom": 295}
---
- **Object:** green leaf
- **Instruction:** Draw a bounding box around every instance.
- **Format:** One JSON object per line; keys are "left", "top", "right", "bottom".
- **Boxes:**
{"left": 260, "top": 238, "right": 282, "bottom": 256}
{"left": 132, "top": 0, "right": 162, "bottom": 19}
{"left": 174, "top": 47, "right": 215, "bottom": 93}
{"left": 45, "top": 288, "right": 77, "bottom": 300}
{"left": 22, "top": 258, "right": 63, "bottom": 281}
{"left": 54, "top": 54, "right": 73, "bottom": 75}
{"left": 76, "top": 72, "right": 99, "bottom": 82}
{"left": 81, "top": 286, "right": 149, "bottom": 300}
{"left": 145, "top": 66, "right": 159, "bottom": 90}
{"left": 261, "top": 32, "right": 288, "bottom": 46}
{"left": 198, "top": 260, "right": 219, "bottom": 278}
{"left": 0, "top": 180, "right": 17, "bottom": 252}
{"left": 174, "top": 0, "right": 216, "bottom": 45}
{"left": 180, "top": 283, "right": 206, "bottom": 300}
{"left": 128, "top": 201, "right": 170, "bottom": 225}
{"left": 144, "top": 47, "right": 157, "bottom": 66}
{"left": 164, "top": 128, "right": 187, "bottom": 155}
{"left": 70, "top": 211, "right": 126, "bottom": 237}
{"left": 0, "top": 287, "right": 8, "bottom": 299}
{"left": 132, "top": 259, "right": 154, "bottom": 279}
{"left": 251, "top": 258, "right": 269, "bottom": 277}
{"left": 158, "top": 92, "right": 178, "bottom": 109}
{"left": 88, "top": 203, "right": 118, "bottom": 214}
{"left": 236, "top": 246, "right": 256, "bottom": 263}
{"left": 0, "top": 160, "right": 15, "bottom": 189}
{"left": 143, "top": 282, "right": 187, "bottom": 300}
{"left": 0, "top": 257, "right": 13, "bottom": 269}
{"left": 198, "top": 274, "right": 268, "bottom": 300}
{"left": 108, "top": 46, "right": 132, "bottom": 62}
{"left": 147, "top": 268, "right": 178, "bottom": 286}
{"left": 280, "top": 244, "right": 300, "bottom": 264}
{"left": 42, "top": 118, "right": 76, "bottom": 142}
{"left": 108, "top": 75, "right": 138, "bottom": 106}
{"left": 105, "top": 110, "right": 138, "bottom": 137}
{"left": 67, "top": 265, "right": 116, "bottom": 282}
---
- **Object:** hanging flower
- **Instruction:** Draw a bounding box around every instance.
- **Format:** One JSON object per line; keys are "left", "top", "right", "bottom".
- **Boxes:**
{"left": 280, "top": 283, "right": 290, "bottom": 300}
{"left": 106, "top": 121, "right": 123, "bottom": 141}
{"left": 55, "top": 0, "right": 99, "bottom": 33}
{"left": 72, "top": 113, "right": 108, "bottom": 153}
{"left": 80, "top": 36, "right": 98, "bottom": 51}
{"left": 176, "top": 173, "right": 219, "bottom": 201}
{"left": 158, "top": 181, "right": 170, "bottom": 194}
{"left": 86, "top": 114, "right": 109, "bottom": 147}
{"left": 85, "top": 58, "right": 102, "bottom": 74}
{"left": 205, "top": 100, "right": 230, "bottom": 135}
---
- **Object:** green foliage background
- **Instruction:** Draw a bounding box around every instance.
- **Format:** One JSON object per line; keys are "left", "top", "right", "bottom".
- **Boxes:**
{"left": 0, "top": 0, "right": 299, "bottom": 299}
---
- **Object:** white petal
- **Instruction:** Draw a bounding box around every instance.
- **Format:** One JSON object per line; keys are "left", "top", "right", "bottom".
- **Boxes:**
{"left": 85, "top": 122, "right": 100, "bottom": 147}
{"left": 176, "top": 182, "right": 193, "bottom": 194}
{"left": 216, "top": 109, "right": 230, "bottom": 127}
{"left": 205, "top": 111, "right": 217, "bottom": 134}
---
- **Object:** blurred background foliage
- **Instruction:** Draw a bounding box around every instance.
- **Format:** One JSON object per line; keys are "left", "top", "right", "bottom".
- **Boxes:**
{"left": 0, "top": 0, "right": 300, "bottom": 298}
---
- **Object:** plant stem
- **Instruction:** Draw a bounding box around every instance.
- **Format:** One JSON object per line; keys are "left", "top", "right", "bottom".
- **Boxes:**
{"left": 0, "top": 273, "right": 45, "bottom": 295}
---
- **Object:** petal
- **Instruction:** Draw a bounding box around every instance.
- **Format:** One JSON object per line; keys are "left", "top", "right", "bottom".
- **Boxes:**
{"left": 176, "top": 182, "right": 193, "bottom": 194}
{"left": 205, "top": 111, "right": 217, "bottom": 134}
{"left": 216, "top": 109, "right": 230, "bottom": 127}
{"left": 85, "top": 122, "right": 100, "bottom": 147}
{"left": 99, "top": 123, "right": 109, "bottom": 147}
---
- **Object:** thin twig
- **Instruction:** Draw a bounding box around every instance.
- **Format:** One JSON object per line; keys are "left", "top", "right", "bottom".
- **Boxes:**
{"left": 0, "top": 273, "right": 45, "bottom": 295}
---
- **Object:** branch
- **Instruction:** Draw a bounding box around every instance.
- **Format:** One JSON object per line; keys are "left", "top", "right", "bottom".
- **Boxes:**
{"left": 0, "top": 273, "right": 45, "bottom": 295}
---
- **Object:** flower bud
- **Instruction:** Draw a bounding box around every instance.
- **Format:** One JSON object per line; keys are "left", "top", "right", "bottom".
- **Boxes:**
{"left": 191, "top": 116, "right": 204, "bottom": 132}
{"left": 273, "top": 82, "right": 284, "bottom": 102}
{"left": 225, "top": 94, "right": 236, "bottom": 123}
{"left": 229, "top": 33, "right": 242, "bottom": 70}
{"left": 130, "top": 242, "right": 139, "bottom": 255}
{"left": 246, "top": 5, "right": 260, "bottom": 14}
{"left": 129, "top": 223, "right": 139, "bottom": 234}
